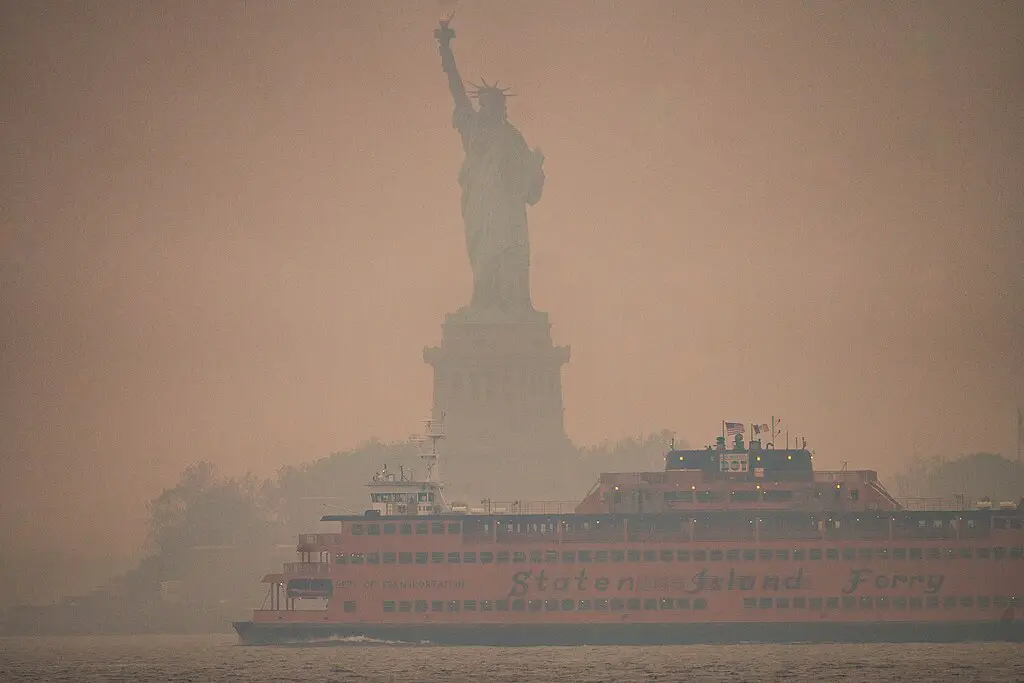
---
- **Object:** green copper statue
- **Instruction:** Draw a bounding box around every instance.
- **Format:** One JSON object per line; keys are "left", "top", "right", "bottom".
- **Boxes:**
{"left": 435, "top": 19, "right": 546, "bottom": 314}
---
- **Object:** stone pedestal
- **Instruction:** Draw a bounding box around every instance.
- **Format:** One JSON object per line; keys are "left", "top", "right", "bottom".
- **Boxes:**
{"left": 423, "top": 307, "right": 570, "bottom": 450}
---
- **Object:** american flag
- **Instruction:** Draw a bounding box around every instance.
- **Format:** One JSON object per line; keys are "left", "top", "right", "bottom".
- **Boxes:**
{"left": 725, "top": 422, "right": 744, "bottom": 437}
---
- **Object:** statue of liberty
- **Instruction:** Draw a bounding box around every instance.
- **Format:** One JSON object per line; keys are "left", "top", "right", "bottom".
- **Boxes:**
{"left": 435, "top": 19, "right": 546, "bottom": 314}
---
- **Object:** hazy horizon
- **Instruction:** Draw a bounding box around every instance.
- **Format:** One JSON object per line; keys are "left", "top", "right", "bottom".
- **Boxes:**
{"left": 2, "top": 1, "right": 1021, "bottom": 600}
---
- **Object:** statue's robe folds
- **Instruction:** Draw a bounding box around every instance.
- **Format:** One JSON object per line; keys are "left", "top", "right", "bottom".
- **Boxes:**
{"left": 453, "top": 102, "right": 545, "bottom": 313}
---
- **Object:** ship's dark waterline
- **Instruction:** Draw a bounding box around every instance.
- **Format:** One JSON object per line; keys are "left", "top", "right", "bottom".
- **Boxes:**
{"left": 2, "top": 635, "right": 1023, "bottom": 682}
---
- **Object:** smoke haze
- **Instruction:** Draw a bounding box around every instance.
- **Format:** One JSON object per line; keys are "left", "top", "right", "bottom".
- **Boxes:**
{"left": 1, "top": 1, "right": 1021, "bottom": 600}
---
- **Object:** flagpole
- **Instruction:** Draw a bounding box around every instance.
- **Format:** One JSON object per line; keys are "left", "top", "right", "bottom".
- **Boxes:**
{"left": 1017, "top": 406, "right": 1021, "bottom": 464}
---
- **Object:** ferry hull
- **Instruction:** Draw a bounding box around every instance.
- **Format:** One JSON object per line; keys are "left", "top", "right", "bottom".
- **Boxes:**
{"left": 233, "top": 619, "right": 1024, "bottom": 646}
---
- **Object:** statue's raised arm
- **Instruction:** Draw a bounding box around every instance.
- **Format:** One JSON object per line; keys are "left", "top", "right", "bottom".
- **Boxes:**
{"left": 435, "top": 20, "right": 471, "bottom": 111}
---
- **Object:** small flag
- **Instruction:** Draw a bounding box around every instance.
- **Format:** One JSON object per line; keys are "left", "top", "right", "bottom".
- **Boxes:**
{"left": 753, "top": 423, "right": 770, "bottom": 435}
{"left": 725, "top": 422, "right": 744, "bottom": 437}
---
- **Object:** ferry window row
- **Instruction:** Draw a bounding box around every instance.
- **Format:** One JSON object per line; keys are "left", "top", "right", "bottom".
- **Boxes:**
{"left": 741, "top": 595, "right": 1020, "bottom": 611}
{"left": 335, "top": 546, "right": 1024, "bottom": 565}
{"left": 351, "top": 522, "right": 462, "bottom": 536}
{"left": 382, "top": 597, "right": 709, "bottom": 613}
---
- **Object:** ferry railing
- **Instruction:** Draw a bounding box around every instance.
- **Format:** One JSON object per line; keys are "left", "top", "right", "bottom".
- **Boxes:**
{"left": 282, "top": 562, "right": 332, "bottom": 576}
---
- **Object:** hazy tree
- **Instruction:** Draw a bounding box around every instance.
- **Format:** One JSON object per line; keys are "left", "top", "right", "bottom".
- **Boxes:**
{"left": 894, "top": 452, "right": 1024, "bottom": 504}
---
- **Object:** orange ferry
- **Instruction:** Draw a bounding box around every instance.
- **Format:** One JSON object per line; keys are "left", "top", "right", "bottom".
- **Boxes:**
{"left": 234, "top": 423, "right": 1023, "bottom": 644}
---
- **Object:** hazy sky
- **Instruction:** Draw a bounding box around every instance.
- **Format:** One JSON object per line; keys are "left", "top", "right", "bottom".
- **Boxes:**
{"left": 2, "top": 1, "right": 1022, "bottom": 583}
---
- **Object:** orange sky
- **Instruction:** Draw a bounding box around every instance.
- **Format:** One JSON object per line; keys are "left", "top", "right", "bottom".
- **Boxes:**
{"left": 1, "top": 1, "right": 1021, "bottom": 588}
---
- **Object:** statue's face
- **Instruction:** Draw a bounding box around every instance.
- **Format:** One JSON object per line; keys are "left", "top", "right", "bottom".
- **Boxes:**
{"left": 478, "top": 92, "right": 507, "bottom": 120}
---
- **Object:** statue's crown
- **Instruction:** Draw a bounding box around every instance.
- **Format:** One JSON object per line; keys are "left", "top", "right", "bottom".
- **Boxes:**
{"left": 466, "top": 78, "right": 515, "bottom": 100}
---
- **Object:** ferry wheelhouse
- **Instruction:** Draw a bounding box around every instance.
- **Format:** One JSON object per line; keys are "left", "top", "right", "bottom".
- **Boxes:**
{"left": 235, "top": 425, "right": 1024, "bottom": 645}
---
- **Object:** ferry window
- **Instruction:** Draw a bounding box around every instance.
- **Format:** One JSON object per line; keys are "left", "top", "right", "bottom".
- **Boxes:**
{"left": 543, "top": 550, "right": 557, "bottom": 563}
{"left": 530, "top": 550, "right": 543, "bottom": 563}
{"left": 960, "top": 597, "right": 973, "bottom": 608}
{"left": 561, "top": 599, "right": 575, "bottom": 611}
{"left": 399, "top": 523, "right": 412, "bottom": 535}
{"left": 447, "top": 552, "right": 461, "bottom": 563}
{"left": 894, "top": 548, "right": 907, "bottom": 560}
{"left": 463, "top": 552, "right": 477, "bottom": 563}
{"left": 677, "top": 598, "right": 690, "bottom": 609}
{"left": 627, "top": 598, "right": 641, "bottom": 610}
{"left": 383, "top": 524, "right": 396, "bottom": 535}
{"left": 655, "top": 597, "right": 671, "bottom": 610}
{"left": 977, "top": 597, "right": 990, "bottom": 609}
{"left": 431, "top": 522, "right": 444, "bottom": 534}
{"left": 826, "top": 597, "right": 840, "bottom": 609}
{"left": 367, "top": 553, "right": 380, "bottom": 565}
{"left": 826, "top": 549, "right": 839, "bottom": 561}
{"left": 893, "top": 597, "right": 907, "bottom": 610}
{"left": 677, "top": 550, "right": 691, "bottom": 562}
{"left": 958, "top": 548, "right": 972, "bottom": 559}
{"left": 926, "top": 596, "right": 940, "bottom": 609}
{"left": 842, "top": 548, "right": 856, "bottom": 561}
{"left": 850, "top": 489, "right": 859, "bottom": 502}
{"left": 382, "top": 552, "right": 396, "bottom": 564}
{"left": 859, "top": 549, "right": 873, "bottom": 561}
{"left": 398, "top": 552, "right": 412, "bottom": 564}
{"left": 792, "top": 549, "right": 805, "bottom": 561}
{"left": 876, "top": 597, "right": 888, "bottom": 609}
{"left": 776, "top": 550, "right": 789, "bottom": 561}
{"left": 496, "top": 600, "right": 509, "bottom": 611}
{"left": 367, "top": 525, "right": 380, "bottom": 536}
{"left": 643, "top": 599, "right": 658, "bottom": 610}
{"left": 693, "top": 598, "right": 707, "bottom": 610}
{"left": 1011, "top": 547, "right": 1023, "bottom": 559}
{"left": 431, "top": 552, "right": 444, "bottom": 564}
{"left": 399, "top": 601, "right": 412, "bottom": 613}
{"left": 726, "top": 550, "right": 740, "bottom": 561}
{"left": 994, "top": 597, "right": 1009, "bottom": 608}
{"left": 976, "top": 547, "right": 990, "bottom": 559}
{"left": 710, "top": 550, "right": 724, "bottom": 562}
{"left": 759, "top": 598, "right": 772, "bottom": 609}
{"left": 859, "top": 596, "right": 872, "bottom": 609}
{"left": 463, "top": 600, "right": 477, "bottom": 611}
{"left": 909, "top": 597, "right": 923, "bottom": 610}
{"left": 776, "top": 598, "right": 790, "bottom": 608}
{"left": 610, "top": 598, "right": 625, "bottom": 611}
{"left": 334, "top": 554, "right": 347, "bottom": 565}
{"left": 759, "top": 550, "right": 772, "bottom": 561}
{"left": 415, "top": 552, "right": 428, "bottom": 565}
{"left": 351, "top": 554, "right": 364, "bottom": 565}
{"left": 697, "top": 491, "right": 720, "bottom": 503}
{"left": 595, "top": 550, "right": 609, "bottom": 563}
{"left": 660, "top": 550, "right": 674, "bottom": 562}
{"left": 480, "top": 552, "right": 494, "bottom": 564}
{"left": 383, "top": 601, "right": 396, "bottom": 612}
{"left": 944, "top": 548, "right": 955, "bottom": 560}
{"left": 415, "top": 522, "right": 429, "bottom": 535}
{"left": 561, "top": 551, "right": 575, "bottom": 563}
{"left": 793, "top": 597, "right": 806, "bottom": 608}
{"left": 878, "top": 548, "right": 889, "bottom": 559}
{"left": 595, "top": 598, "right": 609, "bottom": 611}
{"left": 481, "top": 600, "right": 494, "bottom": 611}
{"left": 993, "top": 546, "right": 1007, "bottom": 559}
{"left": 627, "top": 550, "right": 641, "bottom": 562}
{"left": 762, "top": 490, "right": 794, "bottom": 503}
{"left": 809, "top": 549, "right": 822, "bottom": 561}
{"left": 579, "top": 550, "right": 593, "bottom": 563}
{"left": 731, "top": 491, "right": 759, "bottom": 503}
{"left": 693, "top": 550, "right": 708, "bottom": 562}
{"left": 344, "top": 601, "right": 356, "bottom": 613}
{"left": 810, "top": 598, "right": 823, "bottom": 610}
{"left": 447, "top": 522, "right": 461, "bottom": 534}
{"left": 743, "top": 598, "right": 757, "bottom": 609}
{"left": 513, "top": 552, "right": 526, "bottom": 563}
{"left": 643, "top": 550, "right": 657, "bottom": 562}
{"left": 926, "top": 548, "right": 940, "bottom": 560}
{"left": 577, "top": 600, "right": 593, "bottom": 611}
{"left": 432, "top": 601, "right": 444, "bottom": 612}
{"left": 415, "top": 600, "right": 428, "bottom": 613}
{"left": 496, "top": 551, "right": 510, "bottom": 563}
{"left": 842, "top": 597, "right": 856, "bottom": 610}
{"left": 943, "top": 596, "right": 956, "bottom": 609}
{"left": 448, "top": 600, "right": 460, "bottom": 612}
{"left": 528, "top": 600, "right": 542, "bottom": 612}
{"left": 544, "top": 599, "right": 559, "bottom": 611}
{"left": 352, "top": 524, "right": 364, "bottom": 536}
